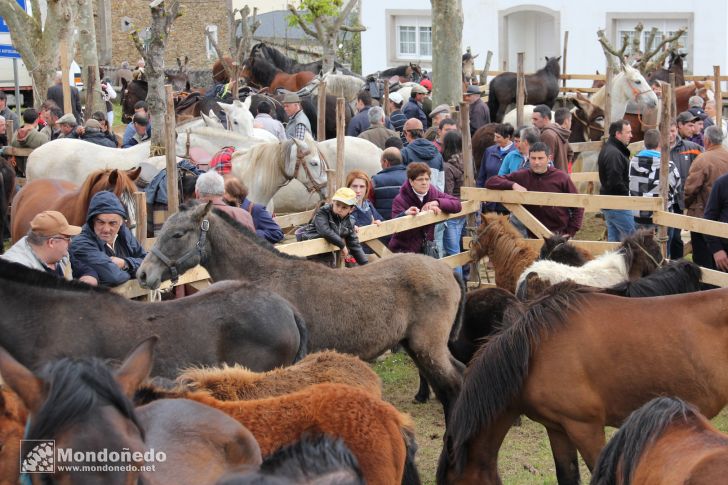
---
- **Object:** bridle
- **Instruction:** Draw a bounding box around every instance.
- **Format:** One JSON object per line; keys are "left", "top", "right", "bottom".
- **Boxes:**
{"left": 285, "top": 141, "right": 330, "bottom": 198}
{"left": 150, "top": 219, "right": 209, "bottom": 284}
{"left": 572, "top": 108, "right": 604, "bottom": 140}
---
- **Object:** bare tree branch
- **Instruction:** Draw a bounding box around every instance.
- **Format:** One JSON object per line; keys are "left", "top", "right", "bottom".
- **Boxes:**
{"left": 340, "top": 25, "right": 365, "bottom": 32}
{"left": 287, "top": 5, "right": 319, "bottom": 39}
{"left": 629, "top": 22, "right": 644, "bottom": 59}
{"left": 332, "top": 0, "right": 359, "bottom": 32}
{"left": 644, "top": 26, "right": 658, "bottom": 53}
{"left": 130, "top": 29, "right": 146, "bottom": 57}
{"left": 597, "top": 28, "right": 625, "bottom": 68}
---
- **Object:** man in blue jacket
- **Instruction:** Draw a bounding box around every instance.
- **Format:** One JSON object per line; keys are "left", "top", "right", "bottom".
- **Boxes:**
{"left": 70, "top": 191, "right": 147, "bottom": 287}
{"left": 372, "top": 147, "right": 407, "bottom": 220}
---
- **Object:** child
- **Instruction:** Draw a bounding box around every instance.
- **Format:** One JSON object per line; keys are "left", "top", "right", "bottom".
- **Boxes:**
{"left": 296, "top": 187, "right": 368, "bottom": 266}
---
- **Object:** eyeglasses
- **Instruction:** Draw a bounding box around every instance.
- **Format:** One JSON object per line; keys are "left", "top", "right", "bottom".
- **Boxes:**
{"left": 50, "top": 236, "right": 71, "bottom": 243}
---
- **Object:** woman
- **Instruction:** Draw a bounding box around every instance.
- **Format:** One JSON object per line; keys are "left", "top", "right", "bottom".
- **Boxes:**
{"left": 345, "top": 170, "right": 383, "bottom": 228}
{"left": 477, "top": 123, "right": 516, "bottom": 213}
{"left": 442, "top": 130, "right": 466, "bottom": 274}
{"left": 388, "top": 162, "right": 462, "bottom": 255}
{"left": 98, "top": 67, "right": 117, "bottom": 128}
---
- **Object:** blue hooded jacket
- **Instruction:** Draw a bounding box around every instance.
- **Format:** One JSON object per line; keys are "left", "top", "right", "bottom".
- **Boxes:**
{"left": 70, "top": 191, "right": 147, "bottom": 287}
{"left": 401, "top": 138, "right": 444, "bottom": 190}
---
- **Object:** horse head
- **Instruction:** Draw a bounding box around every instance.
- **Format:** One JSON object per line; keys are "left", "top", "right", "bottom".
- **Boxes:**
{"left": 409, "top": 63, "right": 423, "bottom": 82}
{"left": 619, "top": 64, "right": 658, "bottom": 110}
{"left": 282, "top": 135, "right": 329, "bottom": 198}
{"left": 217, "top": 97, "right": 254, "bottom": 135}
{"left": 542, "top": 56, "right": 562, "bottom": 77}
{"left": 462, "top": 52, "right": 478, "bottom": 83}
{"left": 79, "top": 168, "right": 141, "bottom": 231}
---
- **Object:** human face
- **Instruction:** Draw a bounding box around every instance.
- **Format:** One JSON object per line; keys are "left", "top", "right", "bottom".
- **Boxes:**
{"left": 0, "top": 97, "right": 6, "bottom": 110}
{"left": 432, "top": 113, "right": 446, "bottom": 127}
{"left": 93, "top": 214, "right": 124, "bottom": 244}
{"left": 669, "top": 125, "right": 678, "bottom": 145}
{"left": 518, "top": 139, "right": 529, "bottom": 155}
{"left": 529, "top": 150, "right": 549, "bottom": 174}
{"left": 283, "top": 103, "right": 299, "bottom": 118}
{"left": 466, "top": 93, "right": 479, "bottom": 105}
{"left": 651, "top": 84, "right": 662, "bottom": 97}
{"left": 494, "top": 133, "right": 510, "bottom": 148}
{"left": 332, "top": 201, "right": 354, "bottom": 218}
{"left": 348, "top": 178, "right": 367, "bottom": 202}
{"left": 59, "top": 123, "right": 74, "bottom": 136}
{"left": 410, "top": 173, "right": 431, "bottom": 194}
{"left": 678, "top": 121, "right": 695, "bottom": 138}
{"left": 47, "top": 235, "right": 72, "bottom": 263}
{"left": 615, "top": 123, "right": 633, "bottom": 145}
{"left": 705, "top": 103, "right": 716, "bottom": 118}
{"left": 695, "top": 120, "right": 704, "bottom": 132}
{"left": 134, "top": 122, "right": 147, "bottom": 136}
{"left": 438, "top": 123, "right": 457, "bottom": 142}
{"left": 531, "top": 112, "right": 548, "bottom": 129}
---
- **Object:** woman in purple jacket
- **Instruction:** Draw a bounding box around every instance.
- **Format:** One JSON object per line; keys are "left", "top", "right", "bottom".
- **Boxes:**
{"left": 388, "top": 162, "right": 462, "bottom": 254}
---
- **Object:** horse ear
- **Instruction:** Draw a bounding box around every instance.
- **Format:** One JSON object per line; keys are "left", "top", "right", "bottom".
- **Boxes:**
{"left": 243, "top": 96, "right": 252, "bottom": 110}
{"left": 0, "top": 345, "right": 44, "bottom": 412}
{"left": 217, "top": 102, "right": 232, "bottom": 114}
{"left": 128, "top": 167, "right": 142, "bottom": 181}
{"left": 108, "top": 169, "right": 119, "bottom": 186}
{"left": 115, "top": 336, "right": 158, "bottom": 398}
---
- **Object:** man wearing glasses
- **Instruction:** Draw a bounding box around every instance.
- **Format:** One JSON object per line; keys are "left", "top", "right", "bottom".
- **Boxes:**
{"left": 70, "top": 191, "right": 146, "bottom": 287}
{"left": 2, "top": 211, "right": 98, "bottom": 285}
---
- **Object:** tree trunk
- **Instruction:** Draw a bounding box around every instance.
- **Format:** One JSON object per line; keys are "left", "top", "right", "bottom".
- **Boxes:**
{"left": 321, "top": 37, "right": 336, "bottom": 74}
{"left": 431, "top": 0, "right": 463, "bottom": 107}
{"left": 76, "top": 0, "right": 103, "bottom": 116}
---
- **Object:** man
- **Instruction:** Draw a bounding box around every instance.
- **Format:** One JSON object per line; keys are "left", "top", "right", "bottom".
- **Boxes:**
{"left": 69, "top": 191, "right": 146, "bottom": 287}
{"left": 669, "top": 118, "right": 703, "bottom": 257}
{"left": 11, "top": 108, "right": 49, "bottom": 176}
{"left": 347, "top": 91, "right": 374, "bottom": 137}
{"left": 2, "top": 211, "right": 97, "bottom": 284}
{"left": 499, "top": 126, "right": 539, "bottom": 175}
{"left": 122, "top": 101, "right": 151, "bottom": 147}
{"left": 684, "top": 125, "right": 728, "bottom": 268}
{"left": 688, "top": 95, "right": 707, "bottom": 121}
{"left": 40, "top": 105, "right": 62, "bottom": 140}
{"left": 403, "top": 84, "right": 428, "bottom": 129}
{"left": 401, "top": 118, "right": 444, "bottom": 191}
{"left": 253, "top": 101, "right": 286, "bottom": 141}
{"left": 196, "top": 171, "right": 255, "bottom": 231}
{"left": 387, "top": 92, "right": 407, "bottom": 142}
{"left": 372, "top": 147, "right": 407, "bottom": 220}
{"left": 629, "top": 128, "right": 681, "bottom": 231}
{"left": 282, "top": 93, "right": 311, "bottom": 141}
{"left": 704, "top": 100, "right": 727, "bottom": 135}
{"left": 465, "top": 85, "right": 490, "bottom": 136}
{"left": 676, "top": 110, "right": 699, "bottom": 144}
{"left": 532, "top": 105, "right": 572, "bottom": 172}
{"left": 358, "top": 106, "right": 398, "bottom": 149}
{"left": 598, "top": 120, "right": 635, "bottom": 242}
{"left": 55, "top": 113, "right": 78, "bottom": 139}
{"left": 703, "top": 171, "right": 728, "bottom": 271}
{"left": 91, "top": 110, "right": 120, "bottom": 146}
{"left": 116, "top": 60, "right": 133, "bottom": 86}
{"left": 79, "top": 118, "right": 117, "bottom": 148}
{"left": 432, "top": 118, "right": 458, "bottom": 153}
{"left": 46, "top": 71, "right": 83, "bottom": 124}
{"left": 429, "top": 104, "right": 450, "bottom": 130}
{"left": 649, "top": 79, "right": 663, "bottom": 99}
{"left": 0, "top": 91, "right": 19, "bottom": 131}
{"left": 122, "top": 113, "right": 151, "bottom": 148}
{"left": 486, "top": 142, "right": 583, "bottom": 236}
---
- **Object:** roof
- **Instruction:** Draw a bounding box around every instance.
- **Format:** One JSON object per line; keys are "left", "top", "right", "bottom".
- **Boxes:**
{"left": 239, "top": 10, "right": 308, "bottom": 40}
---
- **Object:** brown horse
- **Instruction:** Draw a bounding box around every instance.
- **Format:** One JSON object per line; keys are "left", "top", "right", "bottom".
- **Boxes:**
{"left": 242, "top": 56, "right": 315, "bottom": 92}
{"left": 438, "top": 282, "right": 728, "bottom": 484}
{"left": 569, "top": 93, "right": 605, "bottom": 143}
{"left": 0, "top": 386, "right": 27, "bottom": 485}
{"left": 675, "top": 81, "right": 714, "bottom": 113}
{"left": 164, "top": 383, "right": 420, "bottom": 485}
{"left": 591, "top": 396, "right": 728, "bottom": 485}
{"left": 10, "top": 167, "right": 141, "bottom": 243}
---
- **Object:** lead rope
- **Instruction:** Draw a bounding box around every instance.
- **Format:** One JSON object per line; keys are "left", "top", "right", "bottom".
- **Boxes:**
{"left": 148, "top": 288, "right": 163, "bottom": 302}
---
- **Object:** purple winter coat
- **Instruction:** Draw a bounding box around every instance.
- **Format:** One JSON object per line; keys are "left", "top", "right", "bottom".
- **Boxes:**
{"left": 388, "top": 181, "right": 462, "bottom": 253}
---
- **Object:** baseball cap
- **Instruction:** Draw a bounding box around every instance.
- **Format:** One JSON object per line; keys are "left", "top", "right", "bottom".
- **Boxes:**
{"left": 420, "top": 79, "right": 432, "bottom": 92}
{"left": 30, "top": 210, "right": 81, "bottom": 237}
{"left": 387, "top": 92, "right": 403, "bottom": 104}
{"left": 411, "top": 84, "right": 427, "bottom": 95}
{"left": 332, "top": 187, "right": 357, "bottom": 206}
{"left": 676, "top": 111, "right": 700, "bottom": 123}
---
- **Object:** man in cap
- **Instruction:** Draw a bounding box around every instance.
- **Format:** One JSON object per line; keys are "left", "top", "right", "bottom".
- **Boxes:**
{"left": 429, "top": 104, "right": 450, "bottom": 129}
{"left": 122, "top": 113, "right": 151, "bottom": 148}
{"left": 56, "top": 113, "right": 78, "bottom": 139}
{"left": 358, "top": 106, "right": 398, "bottom": 149}
{"left": 195, "top": 170, "right": 255, "bottom": 232}
{"left": 465, "top": 84, "right": 490, "bottom": 136}
{"left": 282, "top": 93, "right": 312, "bottom": 140}
{"left": 2, "top": 210, "right": 97, "bottom": 284}
{"left": 10, "top": 108, "right": 49, "bottom": 176}
{"left": 79, "top": 118, "right": 117, "bottom": 148}
{"left": 403, "top": 84, "right": 428, "bottom": 129}
{"left": 122, "top": 101, "right": 151, "bottom": 147}
{"left": 70, "top": 191, "right": 146, "bottom": 287}
{"left": 387, "top": 91, "right": 407, "bottom": 142}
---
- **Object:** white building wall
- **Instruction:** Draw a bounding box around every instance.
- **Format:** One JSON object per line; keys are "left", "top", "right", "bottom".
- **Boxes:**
{"left": 361, "top": 0, "right": 728, "bottom": 79}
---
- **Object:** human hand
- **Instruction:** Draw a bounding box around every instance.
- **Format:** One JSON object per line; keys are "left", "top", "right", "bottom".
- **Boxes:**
{"left": 341, "top": 247, "right": 350, "bottom": 259}
{"left": 354, "top": 225, "right": 360, "bottom": 234}
{"left": 405, "top": 207, "right": 420, "bottom": 216}
{"left": 373, "top": 219, "right": 382, "bottom": 226}
{"left": 76, "top": 126, "right": 85, "bottom": 136}
{"left": 110, "top": 256, "right": 127, "bottom": 270}
{"left": 79, "top": 275, "right": 98, "bottom": 286}
{"left": 714, "top": 250, "right": 728, "bottom": 272}
{"left": 512, "top": 183, "right": 528, "bottom": 192}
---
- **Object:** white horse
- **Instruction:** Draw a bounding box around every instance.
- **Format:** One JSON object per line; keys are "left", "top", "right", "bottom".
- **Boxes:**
{"left": 175, "top": 126, "right": 275, "bottom": 166}
{"left": 320, "top": 72, "right": 365, "bottom": 103}
{"left": 216, "top": 97, "right": 279, "bottom": 141}
{"left": 590, "top": 63, "right": 658, "bottom": 122}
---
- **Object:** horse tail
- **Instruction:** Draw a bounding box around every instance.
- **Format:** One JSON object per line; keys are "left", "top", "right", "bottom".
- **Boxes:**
{"left": 487, "top": 78, "right": 499, "bottom": 121}
{"left": 443, "top": 281, "right": 593, "bottom": 476}
{"left": 399, "top": 417, "right": 422, "bottom": 485}
{"left": 449, "top": 271, "right": 466, "bottom": 344}
{"left": 292, "top": 310, "right": 309, "bottom": 363}
{"left": 591, "top": 396, "right": 698, "bottom": 485}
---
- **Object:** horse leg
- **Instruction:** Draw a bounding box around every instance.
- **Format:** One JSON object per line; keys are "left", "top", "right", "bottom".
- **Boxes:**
{"left": 561, "top": 420, "right": 606, "bottom": 472}
{"left": 546, "top": 427, "right": 581, "bottom": 485}
{"left": 414, "top": 371, "right": 430, "bottom": 403}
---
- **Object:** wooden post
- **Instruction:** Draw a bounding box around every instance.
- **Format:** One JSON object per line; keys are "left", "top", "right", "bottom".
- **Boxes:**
{"left": 5, "top": 120, "right": 13, "bottom": 144}
{"left": 516, "top": 52, "right": 525, "bottom": 127}
{"left": 562, "top": 31, "right": 569, "bottom": 88}
{"left": 134, "top": 191, "right": 147, "bottom": 247}
{"left": 317, "top": 81, "right": 327, "bottom": 142}
{"left": 604, "top": 66, "right": 613, "bottom": 135}
{"left": 383, "top": 79, "right": 390, "bottom": 117}
{"left": 502, "top": 59, "right": 507, "bottom": 72}
{"left": 230, "top": 62, "right": 239, "bottom": 102}
{"left": 460, "top": 101, "right": 474, "bottom": 187}
{"left": 658, "top": 82, "right": 672, "bottom": 258}
{"left": 715, "top": 65, "right": 723, "bottom": 130}
{"left": 669, "top": 72, "right": 676, "bottom": 120}
{"left": 335, "top": 97, "right": 346, "bottom": 189}
{"left": 59, "top": 38, "right": 73, "bottom": 115}
{"left": 480, "top": 50, "right": 493, "bottom": 85}
{"left": 85, "top": 66, "right": 96, "bottom": 122}
{"left": 164, "top": 85, "right": 179, "bottom": 217}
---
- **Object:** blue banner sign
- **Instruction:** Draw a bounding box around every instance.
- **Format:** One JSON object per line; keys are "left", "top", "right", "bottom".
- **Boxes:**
{"left": 0, "top": 0, "right": 27, "bottom": 33}
{"left": 0, "top": 44, "right": 20, "bottom": 59}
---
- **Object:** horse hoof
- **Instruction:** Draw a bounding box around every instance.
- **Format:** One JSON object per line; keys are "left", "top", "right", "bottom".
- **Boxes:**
{"left": 413, "top": 394, "right": 429, "bottom": 404}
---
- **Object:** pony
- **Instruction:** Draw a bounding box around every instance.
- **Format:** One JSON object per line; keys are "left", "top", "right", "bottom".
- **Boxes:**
{"left": 539, "top": 233, "right": 594, "bottom": 267}
{"left": 10, "top": 167, "right": 141, "bottom": 244}
{"left": 151, "top": 383, "right": 421, "bottom": 485}
{"left": 0, "top": 259, "right": 307, "bottom": 377}
{"left": 250, "top": 42, "right": 359, "bottom": 77}
{"left": 241, "top": 56, "right": 315, "bottom": 92}
{"left": 0, "top": 156, "right": 15, "bottom": 251}
{"left": 137, "top": 202, "right": 466, "bottom": 417}
{"left": 515, "top": 230, "right": 663, "bottom": 299}
{"left": 588, "top": 63, "right": 659, "bottom": 123}
{"left": 605, "top": 259, "right": 702, "bottom": 297}
{"left": 175, "top": 126, "right": 275, "bottom": 165}
{"left": 488, "top": 56, "right": 561, "bottom": 122}
{"left": 675, "top": 81, "right": 715, "bottom": 113}
{"left": 590, "top": 396, "right": 728, "bottom": 485}
{"left": 646, "top": 50, "right": 687, "bottom": 87}
{"left": 438, "top": 282, "right": 728, "bottom": 484}
{"left": 176, "top": 351, "right": 382, "bottom": 401}
{"left": 0, "top": 337, "right": 262, "bottom": 485}
{"left": 216, "top": 97, "right": 279, "bottom": 140}
{"left": 217, "top": 434, "right": 365, "bottom": 484}
{"left": 469, "top": 214, "right": 539, "bottom": 294}
{"left": 0, "top": 386, "right": 27, "bottom": 485}
{"left": 164, "top": 55, "right": 192, "bottom": 92}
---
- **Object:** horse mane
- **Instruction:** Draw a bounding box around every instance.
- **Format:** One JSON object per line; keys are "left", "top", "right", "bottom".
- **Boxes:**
{"left": 619, "top": 230, "right": 663, "bottom": 274}
{"left": 246, "top": 57, "right": 279, "bottom": 87}
{"left": 539, "top": 234, "right": 593, "bottom": 267}
{"left": 441, "top": 281, "right": 596, "bottom": 478}
{"left": 236, "top": 139, "right": 292, "bottom": 198}
{"left": 252, "top": 43, "right": 294, "bottom": 72}
{"left": 0, "top": 259, "right": 108, "bottom": 293}
{"left": 590, "top": 397, "right": 703, "bottom": 485}
{"left": 605, "top": 260, "right": 702, "bottom": 297}
{"left": 27, "top": 356, "right": 142, "bottom": 442}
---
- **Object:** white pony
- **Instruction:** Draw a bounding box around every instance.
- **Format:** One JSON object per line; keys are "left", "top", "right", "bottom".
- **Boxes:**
{"left": 175, "top": 126, "right": 275, "bottom": 165}
{"left": 589, "top": 63, "right": 658, "bottom": 122}
{"left": 215, "top": 97, "right": 279, "bottom": 141}
{"left": 320, "top": 72, "right": 365, "bottom": 103}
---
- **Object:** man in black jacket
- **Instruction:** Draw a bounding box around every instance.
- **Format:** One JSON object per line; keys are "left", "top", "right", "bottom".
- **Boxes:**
{"left": 598, "top": 120, "right": 635, "bottom": 242}
{"left": 46, "top": 71, "right": 83, "bottom": 124}
{"left": 704, "top": 171, "right": 728, "bottom": 272}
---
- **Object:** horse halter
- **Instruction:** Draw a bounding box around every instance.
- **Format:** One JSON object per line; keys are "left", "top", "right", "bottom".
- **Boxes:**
{"left": 288, "top": 142, "right": 330, "bottom": 198}
{"left": 151, "top": 219, "right": 209, "bottom": 284}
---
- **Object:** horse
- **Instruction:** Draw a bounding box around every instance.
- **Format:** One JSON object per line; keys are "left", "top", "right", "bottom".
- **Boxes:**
{"left": 164, "top": 55, "right": 192, "bottom": 92}
{"left": 0, "top": 156, "right": 15, "bottom": 251}
{"left": 588, "top": 63, "right": 659, "bottom": 123}
{"left": 216, "top": 97, "right": 281, "bottom": 140}
{"left": 569, "top": 93, "right": 606, "bottom": 143}
{"left": 250, "top": 42, "right": 360, "bottom": 77}
{"left": 137, "top": 202, "right": 466, "bottom": 417}
{"left": 675, "top": 81, "right": 715, "bottom": 113}
{"left": 241, "top": 56, "right": 316, "bottom": 92}
{"left": 148, "top": 383, "right": 420, "bottom": 485}
{"left": 120, "top": 77, "right": 148, "bottom": 123}
{"left": 605, "top": 259, "right": 702, "bottom": 297}
{"left": 462, "top": 51, "right": 479, "bottom": 84}
{"left": 217, "top": 434, "right": 365, "bottom": 484}
{"left": 646, "top": 50, "right": 687, "bottom": 87}
{"left": 591, "top": 396, "right": 728, "bottom": 485}
{"left": 488, "top": 56, "right": 561, "bottom": 122}
{"left": 0, "top": 259, "right": 307, "bottom": 377}
{"left": 0, "top": 386, "right": 27, "bottom": 485}
{"left": 539, "top": 233, "right": 594, "bottom": 266}
{"left": 515, "top": 230, "right": 663, "bottom": 299}
{"left": 378, "top": 63, "right": 423, "bottom": 83}
{"left": 438, "top": 282, "right": 728, "bottom": 484}
{"left": 10, "top": 167, "right": 141, "bottom": 244}
{"left": 0, "top": 337, "right": 262, "bottom": 485}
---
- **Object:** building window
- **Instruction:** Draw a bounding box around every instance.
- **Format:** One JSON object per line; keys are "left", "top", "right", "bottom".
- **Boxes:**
{"left": 394, "top": 16, "right": 432, "bottom": 60}
{"left": 613, "top": 17, "right": 690, "bottom": 70}
{"left": 205, "top": 25, "right": 218, "bottom": 60}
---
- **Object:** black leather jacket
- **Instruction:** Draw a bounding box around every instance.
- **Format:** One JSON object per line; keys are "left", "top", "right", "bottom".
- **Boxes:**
{"left": 298, "top": 204, "right": 368, "bottom": 265}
